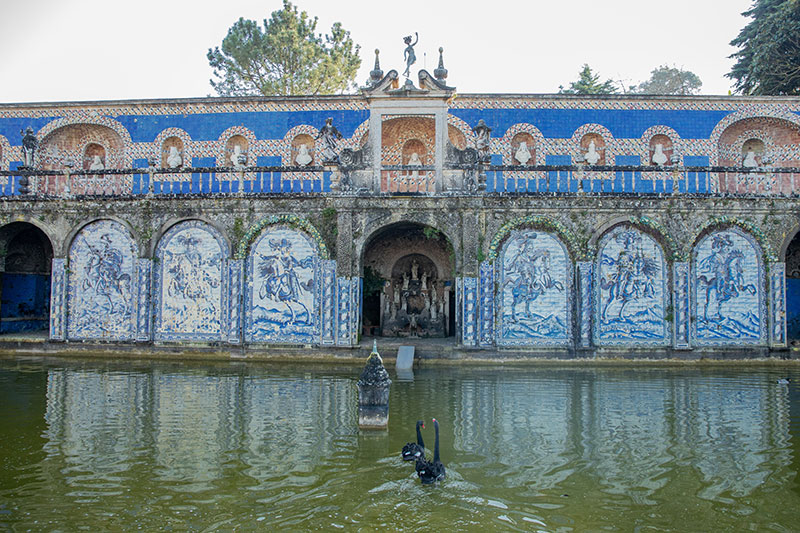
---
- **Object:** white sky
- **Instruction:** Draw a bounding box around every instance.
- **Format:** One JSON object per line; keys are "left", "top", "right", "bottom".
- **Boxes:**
{"left": 0, "top": 0, "right": 755, "bottom": 103}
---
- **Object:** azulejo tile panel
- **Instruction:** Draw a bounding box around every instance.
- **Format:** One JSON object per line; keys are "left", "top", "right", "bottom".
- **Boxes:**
{"left": 594, "top": 227, "right": 668, "bottom": 346}
{"left": 673, "top": 262, "right": 691, "bottom": 349}
{"left": 49, "top": 258, "right": 66, "bottom": 341}
{"left": 769, "top": 262, "right": 787, "bottom": 347}
{"left": 692, "top": 229, "right": 766, "bottom": 346}
{"left": 460, "top": 277, "right": 478, "bottom": 347}
{"left": 576, "top": 262, "right": 593, "bottom": 349}
{"left": 136, "top": 258, "right": 152, "bottom": 341}
{"left": 154, "top": 221, "right": 228, "bottom": 341}
{"left": 245, "top": 226, "right": 319, "bottom": 344}
{"left": 228, "top": 260, "right": 243, "bottom": 344}
{"left": 478, "top": 261, "right": 494, "bottom": 347}
{"left": 67, "top": 220, "right": 138, "bottom": 341}
{"left": 498, "top": 230, "right": 572, "bottom": 347}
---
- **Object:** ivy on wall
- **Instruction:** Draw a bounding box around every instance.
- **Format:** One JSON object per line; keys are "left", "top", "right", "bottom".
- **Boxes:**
{"left": 236, "top": 214, "right": 329, "bottom": 260}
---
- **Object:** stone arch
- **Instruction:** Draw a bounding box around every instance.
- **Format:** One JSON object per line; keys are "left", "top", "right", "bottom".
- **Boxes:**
{"left": 446, "top": 114, "right": 477, "bottom": 149}
{"left": 244, "top": 223, "right": 321, "bottom": 344}
{"left": 691, "top": 226, "right": 767, "bottom": 346}
{"left": 1, "top": 216, "right": 59, "bottom": 256}
{"left": 65, "top": 217, "right": 140, "bottom": 259}
{"left": 153, "top": 219, "right": 229, "bottom": 341}
{"left": 39, "top": 122, "right": 128, "bottom": 170}
{"left": 590, "top": 216, "right": 678, "bottom": 261}
{"left": 349, "top": 119, "right": 371, "bottom": 150}
{"left": 496, "top": 229, "right": 572, "bottom": 347}
{"left": 782, "top": 224, "right": 800, "bottom": 341}
{"left": 380, "top": 116, "right": 435, "bottom": 166}
{"left": 690, "top": 217, "right": 775, "bottom": 261}
{"left": 711, "top": 112, "right": 800, "bottom": 167}
{"left": 151, "top": 216, "right": 231, "bottom": 259}
{"left": 0, "top": 221, "right": 54, "bottom": 334}
{"left": 37, "top": 115, "right": 133, "bottom": 148}
{"left": 500, "top": 123, "right": 546, "bottom": 166}
{"left": 571, "top": 123, "right": 615, "bottom": 165}
{"left": 360, "top": 220, "right": 457, "bottom": 338}
{"left": 488, "top": 215, "right": 581, "bottom": 262}
{"left": 593, "top": 224, "right": 669, "bottom": 346}
{"left": 66, "top": 219, "right": 138, "bottom": 341}
{"left": 236, "top": 214, "right": 328, "bottom": 260}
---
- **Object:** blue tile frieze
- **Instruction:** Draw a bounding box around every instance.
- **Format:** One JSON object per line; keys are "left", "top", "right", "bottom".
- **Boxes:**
{"left": 154, "top": 220, "right": 228, "bottom": 341}
{"left": 460, "top": 277, "right": 478, "bottom": 346}
{"left": 594, "top": 227, "right": 668, "bottom": 346}
{"left": 692, "top": 229, "right": 767, "bottom": 346}
{"left": 320, "top": 260, "right": 336, "bottom": 345}
{"left": 49, "top": 258, "right": 66, "bottom": 341}
{"left": 497, "top": 230, "right": 572, "bottom": 347}
{"left": 245, "top": 226, "right": 319, "bottom": 344}
{"left": 336, "top": 277, "right": 358, "bottom": 346}
{"left": 67, "top": 220, "right": 138, "bottom": 341}
{"left": 478, "top": 260, "right": 494, "bottom": 347}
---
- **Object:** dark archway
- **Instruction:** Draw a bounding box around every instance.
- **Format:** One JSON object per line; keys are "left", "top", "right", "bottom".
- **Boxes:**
{"left": 361, "top": 222, "right": 455, "bottom": 338}
{"left": 0, "top": 223, "right": 53, "bottom": 334}
{"left": 786, "top": 231, "right": 800, "bottom": 341}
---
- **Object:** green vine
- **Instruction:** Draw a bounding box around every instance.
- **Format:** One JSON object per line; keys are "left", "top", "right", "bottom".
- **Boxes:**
{"left": 235, "top": 214, "right": 329, "bottom": 260}
{"left": 694, "top": 215, "right": 776, "bottom": 262}
{"left": 488, "top": 215, "right": 583, "bottom": 261}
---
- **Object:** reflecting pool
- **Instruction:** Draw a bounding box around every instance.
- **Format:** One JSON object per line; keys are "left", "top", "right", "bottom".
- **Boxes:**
{"left": 2, "top": 356, "right": 799, "bottom": 531}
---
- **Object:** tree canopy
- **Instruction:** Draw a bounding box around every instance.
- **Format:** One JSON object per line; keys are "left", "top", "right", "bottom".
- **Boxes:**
{"left": 728, "top": 0, "right": 800, "bottom": 95}
{"left": 207, "top": 0, "right": 361, "bottom": 96}
{"left": 632, "top": 65, "right": 703, "bottom": 95}
{"left": 559, "top": 64, "right": 618, "bottom": 95}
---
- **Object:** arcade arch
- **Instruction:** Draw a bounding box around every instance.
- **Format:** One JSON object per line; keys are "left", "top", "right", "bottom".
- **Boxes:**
{"left": 361, "top": 222, "right": 455, "bottom": 338}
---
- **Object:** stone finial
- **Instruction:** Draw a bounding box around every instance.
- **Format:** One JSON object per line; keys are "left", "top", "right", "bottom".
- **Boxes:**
{"left": 369, "top": 49, "right": 384, "bottom": 86}
{"left": 434, "top": 47, "right": 448, "bottom": 83}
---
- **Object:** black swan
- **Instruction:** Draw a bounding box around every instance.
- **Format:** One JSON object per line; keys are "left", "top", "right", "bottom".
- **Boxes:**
{"left": 416, "top": 418, "right": 445, "bottom": 484}
{"left": 402, "top": 420, "right": 425, "bottom": 461}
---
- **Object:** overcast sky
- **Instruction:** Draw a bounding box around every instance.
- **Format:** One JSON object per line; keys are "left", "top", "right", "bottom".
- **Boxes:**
{"left": 0, "top": 0, "right": 755, "bottom": 103}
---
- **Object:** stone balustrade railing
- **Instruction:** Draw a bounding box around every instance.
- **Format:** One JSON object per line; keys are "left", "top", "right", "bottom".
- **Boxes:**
{"left": 2, "top": 165, "right": 799, "bottom": 198}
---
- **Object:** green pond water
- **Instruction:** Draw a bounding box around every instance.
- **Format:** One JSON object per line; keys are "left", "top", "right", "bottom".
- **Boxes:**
{"left": 1, "top": 355, "right": 800, "bottom": 532}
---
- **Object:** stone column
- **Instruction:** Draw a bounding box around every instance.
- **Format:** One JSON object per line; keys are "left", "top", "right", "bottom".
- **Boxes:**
{"left": 336, "top": 209, "right": 354, "bottom": 277}
{"left": 336, "top": 277, "right": 359, "bottom": 346}
{"left": 227, "top": 259, "right": 243, "bottom": 345}
{"left": 136, "top": 258, "right": 152, "bottom": 342}
{"left": 434, "top": 107, "right": 447, "bottom": 193}
{"left": 320, "top": 259, "right": 337, "bottom": 345}
{"left": 672, "top": 262, "right": 691, "bottom": 349}
{"left": 49, "top": 258, "right": 66, "bottom": 341}
{"left": 769, "top": 262, "right": 787, "bottom": 348}
{"left": 575, "top": 262, "right": 593, "bottom": 349}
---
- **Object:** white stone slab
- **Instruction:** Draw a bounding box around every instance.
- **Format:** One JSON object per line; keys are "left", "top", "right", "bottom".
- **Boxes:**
{"left": 396, "top": 345, "right": 415, "bottom": 370}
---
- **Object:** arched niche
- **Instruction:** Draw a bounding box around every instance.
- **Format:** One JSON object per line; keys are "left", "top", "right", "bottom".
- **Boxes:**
{"left": 292, "top": 134, "right": 315, "bottom": 166}
{"left": 717, "top": 117, "right": 800, "bottom": 167}
{"left": 154, "top": 220, "right": 228, "bottom": 341}
{"left": 225, "top": 135, "right": 248, "bottom": 167}
{"left": 39, "top": 123, "right": 125, "bottom": 171}
{"left": 785, "top": 230, "right": 800, "bottom": 341}
{"left": 245, "top": 225, "right": 319, "bottom": 344}
{"left": 692, "top": 228, "right": 766, "bottom": 346}
{"left": 594, "top": 226, "right": 668, "bottom": 346}
{"left": 649, "top": 134, "right": 673, "bottom": 166}
{"left": 741, "top": 138, "right": 765, "bottom": 166}
{"left": 381, "top": 116, "right": 435, "bottom": 166}
{"left": 161, "top": 136, "right": 184, "bottom": 169}
{"left": 402, "top": 139, "right": 427, "bottom": 165}
{"left": 497, "top": 230, "right": 571, "bottom": 347}
{"left": 0, "top": 222, "right": 53, "bottom": 334}
{"left": 82, "top": 143, "right": 106, "bottom": 170}
{"left": 448, "top": 124, "right": 467, "bottom": 150}
{"left": 580, "top": 133, "right": 606, "bottom": 165}
{"left": 511, "top": 132, "right": 535, "bottom": 165}
{"left": 67, "top": 220, "right": 137, "bottom": 341}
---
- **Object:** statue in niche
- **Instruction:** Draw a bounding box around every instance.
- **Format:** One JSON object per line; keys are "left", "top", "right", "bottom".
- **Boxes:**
{"left": 392, "top": 286, "right": 399, "bottom": 319}
{"left": 431, "top": 293, "right": 438, "bottom": 320}
{"left": 167, "top": 146, "right": 182, "bottom": 168}
{"left": 585, "top": 140, "right": 601, "bottom": 165}
{"left": 409, "top": 313, "right": 418, "bottom": 335}
{"left": 421, "top": 271, "right": 428, "bottom": 290}
{"left": 474, "top": 120, "right": 492, "bottom": 162}
{"left": 296, "top": 143, "right": 313, "bottom": 166}
{"left": 383, "top": 281, "right": 392, "bottom": 314}
{"left": 89, "top": 155, "right": 105, "bottom": 171}
{"left": 230, "top": 144, "right": 245, "bottom": 168}
{"left": 407, "top": 152, "right": 422, "bottom": 179}
{"left": 402, "top": 32, "right": 419, "bottom": 78}
{"left": 317, "top": 118, "right": 343, "bottom": 163}
{"left": 424, "top": 292, "right": 430, "bottom": 311}
{"left": 411, "top": 260, "right": 419, "bottom": 281}
{"left": 652, "top": 143, "right": 667, "bottom": 166}
{"left": 515, "top": 141, "right": 531, "bottom": 165}
{"left": 743, "top": 149, "right": 758, "bottom": 168}
{"left": 402, "top": 272, "right": 410, "bottom": 289}
{"left": 20, "top": 127, "right": 37, "bottom": 168}
{"left": 401, "top": 291, "right": 408, "bottom": 312}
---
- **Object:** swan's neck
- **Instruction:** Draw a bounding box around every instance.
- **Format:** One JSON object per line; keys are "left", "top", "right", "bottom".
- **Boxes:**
{"left": 416, "top": 424, "right": 425, "bottom": 448}
{"left": 433, "top": 421, "right": 440, "bottom": 462}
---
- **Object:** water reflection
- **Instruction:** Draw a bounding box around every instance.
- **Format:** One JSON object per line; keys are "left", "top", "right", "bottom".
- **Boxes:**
{"left": 2, "top": 359, "right": 798, "bottom": 531}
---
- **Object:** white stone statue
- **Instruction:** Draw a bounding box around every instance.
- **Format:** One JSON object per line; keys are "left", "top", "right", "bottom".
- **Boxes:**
{"left": 402, "top": 273, "right": 409, "bottom": 290}
{"left": 401, "top": 292, "right": 408, "bottom": 312}
{"left": 515, "top": 141, "right": 531, "bottom": 165}
{"left": 166, "top": 146, "right": 182, "bottom": 168}
{"left": 89, "top": 155, "right": 104, "bottom": 170}
{"left": 296, "top": 143, "right": 313, "bottom": 166}
{"left": 652, "top": 143, "right": 667, "bottom": 166}
{"left": 408, "top": 151, "right": 422, "bottom": 179}
{"left": 430, "top": 293, "right": 438, "bottom": 320}
{"left": 230, "top": 144, "right": 245, "bottom": 168}
{"left": 743, "top": 149, "right": 758, "bottom": 168}
{"left": 411, "top": 260, "right": 419, "bottom": 281}
{"left": 585, "top": 140, "right": 600, "bottom": 165}
{"left": 421, "top": 271, "right": 428, "bottom": 290}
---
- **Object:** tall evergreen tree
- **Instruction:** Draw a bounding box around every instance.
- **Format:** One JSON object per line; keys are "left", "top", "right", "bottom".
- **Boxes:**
{"left": 559, "top": 64, "right": 618, "bottom": 95}
{"left": 728, "top": 0, "right": 800, "bottom": 95}
{"left": 207, "top": 0, "right": 361, "bottom": 96}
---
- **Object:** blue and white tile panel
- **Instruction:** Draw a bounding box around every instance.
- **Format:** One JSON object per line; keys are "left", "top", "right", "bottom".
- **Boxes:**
{"left": 460, "top": 277, "right": 478, "bottom": 346}
{"left": 320, "top": 260, "right": 336, "bottom": 345}
{"left": 576, "top": 262, "right": 593, "bottom": 348}
{"left": 672, "top": 262, "right": 691, "bottom": 349}
{"left": 227, "top": 259, "right": 243, "bottom": 344}
{"left": 769, "top": 262, "right": 786, "bottom": 348}
{"left": 478, "top": 260, "right": 494, "bottom": 347}
{"left": 49, "top": 258, "right": 66, "bottom": 341}
{"left": 336, "top": 277, "right": 359, "bottom": 346}
{"left": 136, "top": 258, "right": 152, "bottom": 341}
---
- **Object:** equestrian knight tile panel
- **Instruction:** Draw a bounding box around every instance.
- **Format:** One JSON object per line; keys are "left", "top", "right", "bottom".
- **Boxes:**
{"left": 154, "top": 221, "right": 227, "bottom": 341}
{"left": 67, "top": 220, "right": 138, "bottom": 341}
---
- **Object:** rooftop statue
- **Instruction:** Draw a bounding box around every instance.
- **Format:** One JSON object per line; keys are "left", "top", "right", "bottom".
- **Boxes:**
{"left": 402, "top": 33, "right": 418, "bottom": 79}
{"left": 20, "top": 127, "right": 37, "bottom": 168}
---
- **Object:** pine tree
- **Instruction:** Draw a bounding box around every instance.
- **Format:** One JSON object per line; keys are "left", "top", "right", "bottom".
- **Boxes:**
{"left": 559, "top": 65, "right": 618, "bottom": 95}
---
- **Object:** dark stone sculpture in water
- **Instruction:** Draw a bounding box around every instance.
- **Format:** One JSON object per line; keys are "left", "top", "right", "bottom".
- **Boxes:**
{"left": 357, "top": 340, "right": 392, "bottom": 428}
